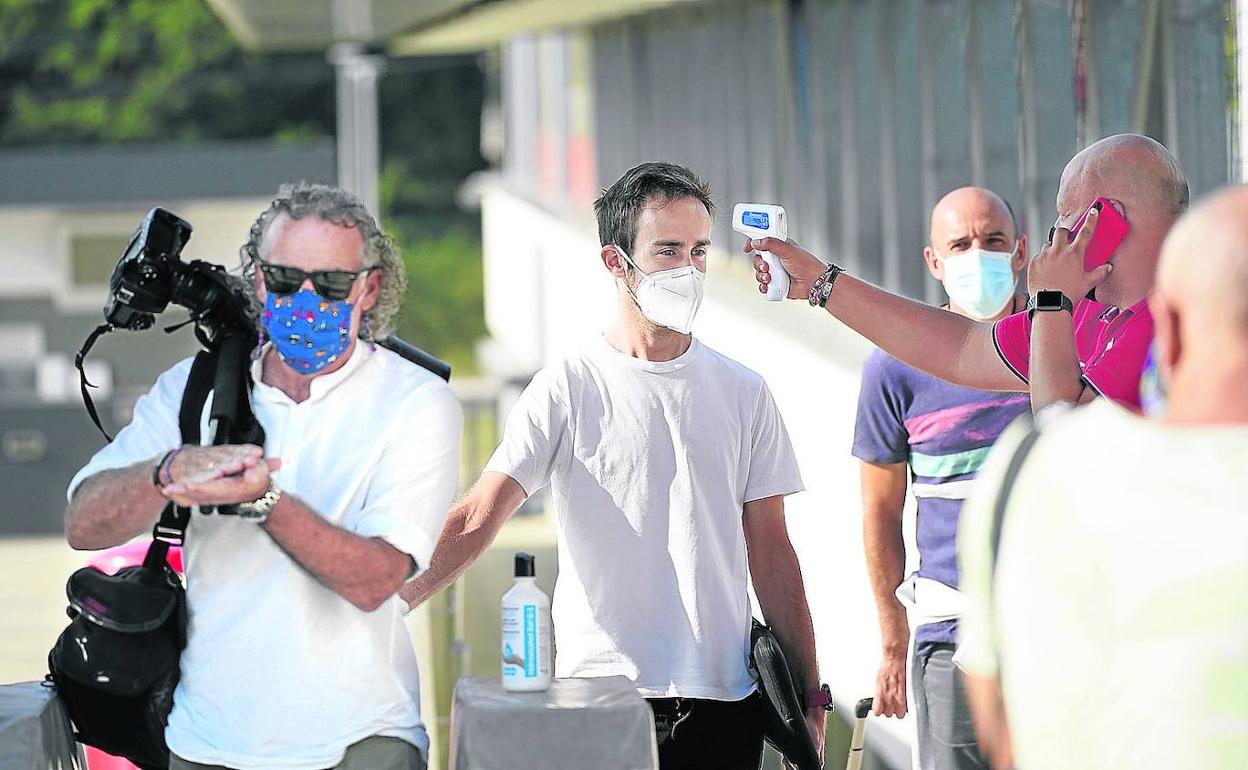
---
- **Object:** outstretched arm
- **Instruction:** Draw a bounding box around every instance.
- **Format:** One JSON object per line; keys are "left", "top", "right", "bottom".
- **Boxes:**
{"left": 401, "top": 472, "right": 529, "bottom": 610}
{"left": 748, "top": 238, "right": 1023, "bottom": 392}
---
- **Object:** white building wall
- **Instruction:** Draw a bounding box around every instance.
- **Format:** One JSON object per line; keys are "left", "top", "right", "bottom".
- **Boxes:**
{"left": 480, "top": 185, "right": 917, "bottom": 763}
{"left": 481, "top": 187, "right": 615, "bottom": 372}
{"left": 0, "top": 209, "right": 61, "bottom": 297}
{"left": 0, "top": 198, "right": 272, "bottom": 307}
{"left": 171, "top": 198, "right": 275, "bottom": 266}
{"left": 0, "top": 197, "right": 277, "bottom": 405}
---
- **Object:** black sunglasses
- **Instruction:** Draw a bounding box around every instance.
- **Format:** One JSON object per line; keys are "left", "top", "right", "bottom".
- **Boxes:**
{"left": 257, "top": 261, "right": 373, "bottom": 301}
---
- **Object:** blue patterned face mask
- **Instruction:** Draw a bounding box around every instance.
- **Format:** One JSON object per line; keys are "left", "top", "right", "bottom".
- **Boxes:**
{"left": 262, "top": 289, "right": 354, "bottom": 374}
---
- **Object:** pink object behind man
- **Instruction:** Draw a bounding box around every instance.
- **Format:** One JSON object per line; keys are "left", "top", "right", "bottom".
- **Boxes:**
{"left": 85, "top": 539, "right": 183, "bottom": 575}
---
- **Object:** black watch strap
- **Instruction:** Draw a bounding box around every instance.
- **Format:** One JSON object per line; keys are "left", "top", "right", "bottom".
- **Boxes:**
{"left": 1026, "top": 290, "right": 1073, "bottom": 320}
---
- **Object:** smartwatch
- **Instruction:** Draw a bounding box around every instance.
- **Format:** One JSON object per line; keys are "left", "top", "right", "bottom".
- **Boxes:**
{"left": 1026, "top": 290, "right": 1073, "bottom": 320}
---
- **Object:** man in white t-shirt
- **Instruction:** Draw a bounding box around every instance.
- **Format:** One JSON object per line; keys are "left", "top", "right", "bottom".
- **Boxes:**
{"left": 65, "top": 183, "right": 462, "bottom": 770}
{"left": 956, "top": 185, "right": 1248, "bottom": 769}
{"left": 404, "top": 162, "right": 825, "bottom": 769}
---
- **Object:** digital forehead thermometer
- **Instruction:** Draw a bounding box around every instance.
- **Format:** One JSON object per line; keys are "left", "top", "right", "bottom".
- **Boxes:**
{"left": 732, "top": 203, "right": 790, "bottom": 302}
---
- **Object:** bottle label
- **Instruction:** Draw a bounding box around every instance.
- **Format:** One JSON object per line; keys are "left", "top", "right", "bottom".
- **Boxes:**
{"left": 501, "top": 605, "right": 526, "bottom": 677}
{"left": 524, "top": 605, "right": 538, "bottom": 677}
{"left": 502, "top": 601, "right": 551, "bottom": 682}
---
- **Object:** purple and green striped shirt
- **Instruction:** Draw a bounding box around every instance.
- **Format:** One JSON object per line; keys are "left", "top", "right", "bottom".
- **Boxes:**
{"left": 853, "top": 349, "right": 1030, "bottom": 645}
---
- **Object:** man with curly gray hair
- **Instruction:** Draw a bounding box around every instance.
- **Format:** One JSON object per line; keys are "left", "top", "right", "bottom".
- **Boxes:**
{"left": 241, "top": 181, "right": 408, "bottom": 341}
{"left": 66, "top": 182, "right": 462, "bottom": 770}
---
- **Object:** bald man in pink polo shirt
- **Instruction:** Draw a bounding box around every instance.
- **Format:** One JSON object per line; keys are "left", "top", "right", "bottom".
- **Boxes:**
{"left": 748, "top": 133, "right": 1189, "bottom": 413}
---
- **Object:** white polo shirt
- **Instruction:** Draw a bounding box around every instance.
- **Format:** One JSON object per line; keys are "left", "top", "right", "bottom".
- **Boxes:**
{"left": 485, "top": 336, "right": 803, "bottom": 700}
{"left": 68, "top": 342, "right": 463, "bottom": 769}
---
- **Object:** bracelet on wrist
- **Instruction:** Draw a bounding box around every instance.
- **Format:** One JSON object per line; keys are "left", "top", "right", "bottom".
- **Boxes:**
{"left": 808, "top": 262, "right": 844, "bottom": 308}
{"left": 803, "top": 683, "right": 834, "bottom": 712}
{"left": 152, "top": 447, "right": 182, "bottom": 488}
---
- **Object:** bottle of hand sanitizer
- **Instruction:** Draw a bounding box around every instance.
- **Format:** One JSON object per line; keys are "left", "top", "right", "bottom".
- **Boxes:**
{"left": 501, "top": 552, "right": 552, "bottom": 691}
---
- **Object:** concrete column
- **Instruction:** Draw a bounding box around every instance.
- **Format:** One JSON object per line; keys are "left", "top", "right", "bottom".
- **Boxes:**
{"left": 328, "top": 42, "right": 385, "bottom": 217}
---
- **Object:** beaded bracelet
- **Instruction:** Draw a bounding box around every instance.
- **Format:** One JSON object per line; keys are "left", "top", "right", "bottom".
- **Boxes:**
{"left": 152, "top": 447, "right": 182, "bottom": 488}
{"left": 808, "top": 261, "right": 845, "bottom": 307}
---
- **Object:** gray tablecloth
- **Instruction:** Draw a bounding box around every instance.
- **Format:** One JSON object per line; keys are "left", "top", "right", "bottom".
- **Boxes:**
{"left": 449, "top": 676, "right": 657, "bottom": 770}
{"left": 0, "top": 681, "right": 83, "bottom": 770}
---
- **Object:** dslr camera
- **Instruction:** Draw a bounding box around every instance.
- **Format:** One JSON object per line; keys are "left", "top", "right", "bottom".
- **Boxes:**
{"left": 105, "top": 207, "right": 255, "bottom": 340}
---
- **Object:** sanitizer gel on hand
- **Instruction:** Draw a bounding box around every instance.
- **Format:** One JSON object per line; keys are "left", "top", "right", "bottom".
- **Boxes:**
{"left": 501, "top": 552, "right": 552, "bottom": 692}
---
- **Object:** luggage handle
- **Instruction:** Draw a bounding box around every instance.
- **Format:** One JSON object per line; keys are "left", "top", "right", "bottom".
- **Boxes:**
{"left": 845, "top": 697, "right": 872, "bottom": 770}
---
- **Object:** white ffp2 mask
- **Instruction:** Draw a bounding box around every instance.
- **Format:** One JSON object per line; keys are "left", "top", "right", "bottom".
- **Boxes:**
{"left": 616, "top": 247, "right": 705, "bottom": 334}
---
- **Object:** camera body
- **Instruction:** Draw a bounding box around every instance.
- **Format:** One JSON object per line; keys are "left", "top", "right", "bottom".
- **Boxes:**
{"left": 105, "top": 208, "right": 254, "bottom": 338}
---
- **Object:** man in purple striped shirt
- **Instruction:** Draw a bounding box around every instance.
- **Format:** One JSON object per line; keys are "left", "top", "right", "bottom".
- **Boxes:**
{"left": 853, "top": 187, "right": 1030, "bottom": 770}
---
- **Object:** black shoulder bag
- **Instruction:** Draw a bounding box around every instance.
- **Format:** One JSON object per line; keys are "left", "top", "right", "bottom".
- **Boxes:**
{"left": 47, "top": 350, "right": 216, "bottom": 770}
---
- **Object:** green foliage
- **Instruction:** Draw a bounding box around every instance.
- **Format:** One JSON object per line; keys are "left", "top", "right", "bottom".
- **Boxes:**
{"left": 0, "top": 0, "right": 334, "bottom": 144}
{"left": 389, "top": 220, "right": 487, "bottom": 375}
{"left": 0, "top": 0, "right": 487, "bottom": 194}
{"left": 378, "top": 58, "right": 489, "bottom": 369}
{"left": 379, "top": 58, "right": 487, "bottom": 218}
{"left": 0, "top": 0, "right": 491, "bottom": 369}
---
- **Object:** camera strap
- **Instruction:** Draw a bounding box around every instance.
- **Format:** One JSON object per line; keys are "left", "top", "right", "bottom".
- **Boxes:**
{"left": 148, "top": 348, "right": 217, "bottom": 548}
{"left": 74, "top": 323, "right": 223, "bottom": 446}
{"left": 179, "top": 348, "right": 217, "bottom": 447}
{"left": 75, "top": 322, "right": 118, "bottom": 441}
{"left": 149, "top": 502, "right": 190, "bottom": 552}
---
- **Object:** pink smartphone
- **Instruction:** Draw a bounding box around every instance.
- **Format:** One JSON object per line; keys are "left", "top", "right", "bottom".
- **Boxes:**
{"left": 1068, "top": 196, "right": 1129, "bottom": 271}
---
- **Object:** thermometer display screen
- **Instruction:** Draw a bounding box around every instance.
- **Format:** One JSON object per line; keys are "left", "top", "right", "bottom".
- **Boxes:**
{"left": 741, "top": 211, "right": 770, "bottom": 229}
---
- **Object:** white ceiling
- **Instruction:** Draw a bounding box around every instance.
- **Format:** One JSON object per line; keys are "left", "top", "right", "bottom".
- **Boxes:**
{"left": 208, "top": 0, "right": 706, "bottom": 54}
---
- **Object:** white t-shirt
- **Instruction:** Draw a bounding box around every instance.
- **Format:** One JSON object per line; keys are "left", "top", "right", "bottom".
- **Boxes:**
{"left": 958, "top": 400, "right": 1248, "bottom": 769}
{"left": 485, "top": 336, "right": 803, "bottom": 700}
{"left": 68, "top": 343, "right": 463, "bottom": 770}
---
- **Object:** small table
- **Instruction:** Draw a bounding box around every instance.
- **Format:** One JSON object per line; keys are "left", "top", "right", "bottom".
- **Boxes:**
{"left": 0, "top": 681, "right": 84, "bottom": 770}
{"left": 449, "top": 676, "right": 658, "bottom": 770}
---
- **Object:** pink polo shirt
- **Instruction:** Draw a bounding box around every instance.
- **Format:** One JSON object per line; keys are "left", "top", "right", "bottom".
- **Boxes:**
{"left": 992, "top": 296, "right": 1154, "bottom": 411}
